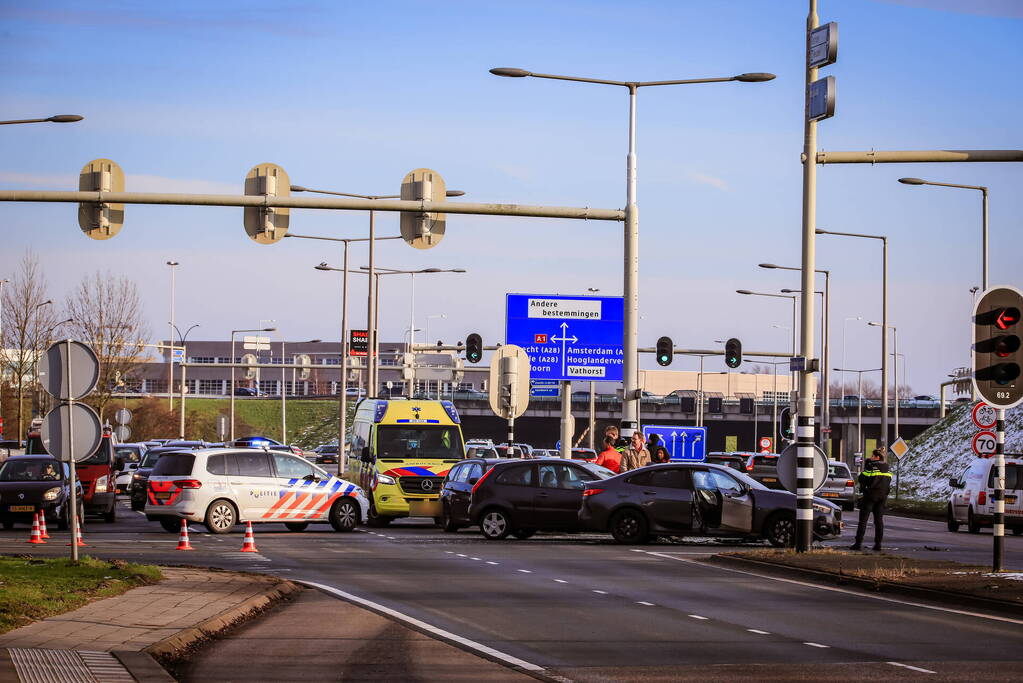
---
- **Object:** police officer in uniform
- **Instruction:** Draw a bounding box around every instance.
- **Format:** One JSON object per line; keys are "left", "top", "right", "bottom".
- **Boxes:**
{"left": 850, "top": 448, "right": 892, "bottom": 551}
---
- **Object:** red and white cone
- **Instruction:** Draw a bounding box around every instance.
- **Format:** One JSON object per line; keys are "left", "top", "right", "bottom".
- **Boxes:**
{"left": 67, "top": 516, "right": 86, "bottom": 547}
{"left": 27, "top": 512, "right": 45, "bottom": 544}
{"left": 38, "top": 511, "right": 50, "bottom": 539}
{"left": 240, "top": 521, "right": 258, "bottom": 552}
{"left": 176, "top": 519, "right": 194, "bottom": 550}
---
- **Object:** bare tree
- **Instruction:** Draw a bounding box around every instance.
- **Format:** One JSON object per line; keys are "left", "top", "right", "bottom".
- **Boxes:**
{"left": 1, "top": 250, "right": 63, "bottom": 440}
{"left": 63, "top": 272, "right": 151, "bottom": 422}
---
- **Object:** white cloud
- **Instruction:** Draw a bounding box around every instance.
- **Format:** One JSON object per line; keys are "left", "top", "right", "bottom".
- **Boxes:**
{"left": 685, "top": 171, "right": 729, "bottom": 191}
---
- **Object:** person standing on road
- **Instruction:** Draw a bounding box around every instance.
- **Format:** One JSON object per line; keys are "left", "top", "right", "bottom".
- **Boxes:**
{"left": 595, "top": 436, "right": 622, "bottom": 473}
{"left": 850, "top": 448, "right": 892, "bottom": 551}
{"left": 619, "top": 431, "right": 651, "bottom": 473}
{"left": 603, "top": 425, "right": 628, "bottom": 453}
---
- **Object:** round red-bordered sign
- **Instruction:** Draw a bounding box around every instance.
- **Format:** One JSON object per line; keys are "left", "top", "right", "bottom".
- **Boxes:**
{"left": 972, "top": 402, "right": 997, "bottom": 430}
{"left": 972, "top": 430, "right": 998, "bottom": 458}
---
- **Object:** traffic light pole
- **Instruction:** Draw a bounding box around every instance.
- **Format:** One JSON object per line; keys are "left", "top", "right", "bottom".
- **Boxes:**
{"left": 994, "top": 408, "right": 1005, "bottom": 571}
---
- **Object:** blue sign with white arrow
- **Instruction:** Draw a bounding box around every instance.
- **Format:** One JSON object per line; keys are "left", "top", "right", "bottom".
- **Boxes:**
{"left": 530, "top": 379, "right": 560, "bottom": 397}
{"left": 505, "top": 293, "right": 624, "bottom": 382}
{"left": 642, "top": 425, "right": 707, "bottom": 462}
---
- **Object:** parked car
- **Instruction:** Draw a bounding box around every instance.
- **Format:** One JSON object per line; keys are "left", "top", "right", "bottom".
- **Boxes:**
{"left": 466, "top": 459, "right": 615, "bottom": 539}
{"left": 578, "top": 463, "right": 842, "bottom": 546}
{"left": 465, "top": 446, "right": 499, "bottom": 459}
{"left": 130, "top": 446, "right": 203, "bottom": 511}
{"left": 114, "top": 443, "right": 148, "bottom": 494}
{"left": 313, "top": 444, "right": 340, "bottom": 466}
{"left": 570, "top": 448, "right": 598, "bottom": 463}
{"left": 705, "top": 452, "right": 748, "bottom": 473}
{"left": 0, "top": 455, "right": 83, "bottom": 530}
{"left": 494, "top": 445, "right": 529, "bottom": 459}
{"left": 818, "top": 460, "right": 856, "bottom": 511}
{"left": 231, "top": 436, "right": 282, "bottom": 448}
{"left": 439, "top": 457, "right": 502, "bottom": 532}
{"left": 947, "top": 455, "right": 1023, "bottom": 535}
{"left": 744, "top": 453, "right": 784, "bottom": 489}
{"left": 234, "top": 387, "right": 259, "bottom": 396}
{"left": 27, "top": 429, "right": 118, "bottom": 523}
{"left": 345, "top": 387, "right": 367, "bottom": 399}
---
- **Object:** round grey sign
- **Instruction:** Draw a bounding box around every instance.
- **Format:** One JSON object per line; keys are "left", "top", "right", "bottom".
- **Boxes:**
{"left": 115, "top": 408, "right": 132, "bottom": 425}
{"left": 114, "top": 424, "right": 131, "bottom": 442}
{"left": 40, "top": 402, "right": 103, "bottom": 463}
{"left": 37, "top": 341, "right": 100, "bottom": 401}
{"left": 777, "top": 443, "right": 829, "bottom": 493}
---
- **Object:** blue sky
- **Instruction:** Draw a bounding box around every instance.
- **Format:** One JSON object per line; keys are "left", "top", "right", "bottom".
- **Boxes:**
{"left": 1, "top": 0, "right": 1020, "bottom": 395}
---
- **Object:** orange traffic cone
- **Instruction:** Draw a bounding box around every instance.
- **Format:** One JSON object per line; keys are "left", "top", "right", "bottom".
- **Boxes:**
{"left": 39, "top": 512, "right": 49, "bottom": 539}
{"left": 67, "top": 516, "right": 86, "bottom": 547}
{"left": 176, "top": 519, "right": 194, "bottom": 550}
{"left": 27, "top": 512, "right": 45, "bottom": 544}
{"left": 240, "top": 521, "right": 258, "bottom": 552}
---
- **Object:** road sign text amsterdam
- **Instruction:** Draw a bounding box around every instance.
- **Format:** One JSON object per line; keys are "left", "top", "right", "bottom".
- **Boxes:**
{"left": 505, "top": 294, "right": 624, "bottom": 382}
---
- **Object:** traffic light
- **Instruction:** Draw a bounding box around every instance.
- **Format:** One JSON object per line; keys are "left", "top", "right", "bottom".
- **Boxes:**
{"left": 739, "top": 397, "right": 754, "bottom": 414}
{"left": 725, "top": 338, "right": 742, "bottom": 369}
{"left": 656, "top": 336, "right": 673, "bottom": 366}
{"left": 680, "top": 396, "right": 696, "bottom": 413}
{"left": 466, "top": 333, "right": 483, "bottom": 364}
{"left": 708, "top": 397, "right": 723, "bottom": 413}
{"left": 779, "top": 406, "right": 794, "bottom": 441}
{"left": 973, "top": 286, "right": 1023, "bottom": 408}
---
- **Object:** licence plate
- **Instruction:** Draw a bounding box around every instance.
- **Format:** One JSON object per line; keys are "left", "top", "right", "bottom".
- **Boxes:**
{"left": 762, "top": 477, "right": 777, "bottom": 483}
{"left": 8, "top": 505, "right": 35, "bottom": 512}
{"left": 155, "top": 492, "right": 170, "bottom": 500}
{"left": 408, "top": 500, "right": 441, "bottom": 517}
{"left": 821, "top": 492, "right": 838, "bottom": 497}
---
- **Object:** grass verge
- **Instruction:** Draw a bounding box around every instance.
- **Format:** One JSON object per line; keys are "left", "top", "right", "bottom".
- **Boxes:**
{"left": 0, "top": 555, "right": 162, "bottom": 634}
{"left": 885, "top": 498, "right": 946, "bottom": 520}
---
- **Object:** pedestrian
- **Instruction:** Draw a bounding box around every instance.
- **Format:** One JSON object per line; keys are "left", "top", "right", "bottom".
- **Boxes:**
{"left": 595, "top": 436, "right": 622, "bottom": 473}
{"left": 619, "top": 431, "right": 651, "bottom": 473}
{"left": 646, "top": 433, "right": 662, "bottom": 457}
{"left": 603, "top": 424, "right": 628, "bottom": 452}
{"left": 650, "top": 446, "right": 670, "bottom": 464}
{"left": 850, "top": 448, "right": 892, "bottom": 551}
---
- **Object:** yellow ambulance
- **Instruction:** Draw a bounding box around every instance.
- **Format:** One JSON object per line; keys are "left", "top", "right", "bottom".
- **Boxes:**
{"left": 346, "top": 399, "right": 465, "bottom": 526}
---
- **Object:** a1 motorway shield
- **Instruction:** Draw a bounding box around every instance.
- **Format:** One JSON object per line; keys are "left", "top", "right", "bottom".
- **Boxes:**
{"left": 505, "top": 294, "right": 623, "bottom": 382}
{"left": 642, "top": 425, "right": 706, "bottom": 462}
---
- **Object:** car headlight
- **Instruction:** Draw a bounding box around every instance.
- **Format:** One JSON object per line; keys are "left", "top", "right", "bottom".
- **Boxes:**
{"left": 133, "top": 473, "right": 143, "bottom": 480}
{"left": 812, "top": 502, "right": 832, "bottom": 514}
{"left": 376, "top": 474, "right": 396, "bottom": 486}
{"left": 94, "top": 475, "right": 109, "bottom": 493}
{"left": 43, "top": 487, "right": 61, "bottom": 501}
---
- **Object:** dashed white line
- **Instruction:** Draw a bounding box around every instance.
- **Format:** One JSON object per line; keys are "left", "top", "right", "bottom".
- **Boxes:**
{"left": 804, "top": 642, "right": 829, "bottom": 648}
{"left": 554, "top": 579, "right": 568, "bottom": 584}
{"left": 444, "top": 551, "right": 454, "bottom": 554}
{"left": 887, "top": 662, "right": 936, "bottom": 674}
{"left": 688, "top": 615, "right": 708, "bottom": 620}
{"left": 470, "top": 557, "right": 481, "bottom": 561}
{"left": 517, "top": 569, "right": 532, "bottom": 573}
{"left": 636, "top": 601, "right": 655, "bottom": 606}
{"left": 592, "top": 590, "right": 608, "bottom": 595}
{"left": 486, "top": 561, "right": 498, "bottom": 565}
{"left": 386, "top": 536, "right": 396, "bottom": 540}
{"left": 456, "top": 553, "right": 467, "bottom": 557}
{"left": 747, "top": 629, "right": 770, "bottom": 635}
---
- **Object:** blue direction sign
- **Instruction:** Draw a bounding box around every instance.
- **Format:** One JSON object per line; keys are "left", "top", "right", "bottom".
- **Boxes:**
{"left": 643, "top": 425, "right": 707, "bottom": 462}
{"left": 506, "top": 294, "right": 624, "bottom": 382}
{"left": 530, "top": 379, "right": 560, "bottom": 397}
{"left": 171, "top": 348, "right": 185, "bottom": 364}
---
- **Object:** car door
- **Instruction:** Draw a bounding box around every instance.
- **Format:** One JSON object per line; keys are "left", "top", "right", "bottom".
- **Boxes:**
{"left": 226, "top": 451, "right": 276, "bottom": 520}
{"left": 452, "top": 462, "right": 482, "bottom": 522}
{"left": 491, "top": 463, "right": 538, "bottom": 526}
{"left": 270, "top": 452, "right": 328, "bottom": 521}
{"left": 709, "top": 469, "right": 754, "bottom": 533}
{"left": 640, "top": 467, "right": 695, "bottom": 532}
{"left": 533, "top": 463, "right": 596, "bottom": 530}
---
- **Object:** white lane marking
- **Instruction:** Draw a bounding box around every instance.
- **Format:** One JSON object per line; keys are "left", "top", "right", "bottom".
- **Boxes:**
{"left": 640, "top": 550, "right": 1023, "bottom": 626}
{"left": 554, "top": 579, "right": 568, "bottom": 584}
{"left": 688, "top": 615, "right": 708, "bottom": 620}
{"left": 471, "top": 557, "right": 481, "bottom": 561}
{"left": 387, "top": 536, "right": 396, "bottom": 540}
{"left": 748, "top": 629, "right": 770, "bottom": 635}
{"left": 592, "top": 590, "right": 608, "bottom": 595}
{"left": 517, "top": 569, "right": 532, "bottom": 573}
{"left": 636, "top": 601, "right": 655, "bottom": 606}
{"left": 804, "top": 642, "right": 829, "bottom": 648}
{"left": 887, "top": 662, "right": 936, "bottom": 674}
{"left": 445, "top": 551, "right": 454, "bottom": 554}
{"left": 456, "top": 553, "right": 467, "bottom": 557}
{"left": 486, "top": 561, "right": 498, "bottom": 565}
{"left": 299, "top": 581, "right": 545, "bottom": 673}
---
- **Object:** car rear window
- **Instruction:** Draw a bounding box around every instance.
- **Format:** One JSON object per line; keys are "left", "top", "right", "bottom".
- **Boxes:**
{"left": 988, "top": 464, "right": 1023, "bottom": 490}
{"left": 753, "top": 456, "right": 778, "bottom": 468}
{"left": 151, "top": 454, "right": 196, "bottom": 476}
{"left": 828, "top": 464, "right": 851, "bottom": 479}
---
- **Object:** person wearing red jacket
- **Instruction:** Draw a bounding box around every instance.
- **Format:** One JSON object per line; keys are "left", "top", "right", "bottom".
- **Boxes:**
{"left": 595, "top": 436, "right": 622, "bottom": 473}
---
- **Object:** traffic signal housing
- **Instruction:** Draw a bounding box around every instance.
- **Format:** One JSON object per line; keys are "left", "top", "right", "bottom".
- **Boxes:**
{"left": 725, "top": 338, "right": 742, "bottom": 369}
{"left": 656, "top": 336, "right": 673, "bottom": 367}
{"left": 466, "top": 333, "right": 483, "bottom": 364}
{"left": 973, "top": 286, "right": 1023, "bottom": 408}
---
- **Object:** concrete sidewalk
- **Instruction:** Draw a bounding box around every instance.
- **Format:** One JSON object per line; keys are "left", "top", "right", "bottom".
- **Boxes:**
{"left": 0, "top": 566, "right": 297, "bottom": 682}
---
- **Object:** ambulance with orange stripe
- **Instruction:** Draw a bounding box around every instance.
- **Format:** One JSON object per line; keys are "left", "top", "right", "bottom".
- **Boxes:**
{"left": 143, "top": 447, "right": 368, "bottom": 534}
{"left": 346, "top": 399, "right": 465, "bottom": 526}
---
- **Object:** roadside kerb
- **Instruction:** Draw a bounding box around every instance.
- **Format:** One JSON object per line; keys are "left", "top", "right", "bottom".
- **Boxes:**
{"left": 706, "top": 553, "right": 1023, "bottom": 619}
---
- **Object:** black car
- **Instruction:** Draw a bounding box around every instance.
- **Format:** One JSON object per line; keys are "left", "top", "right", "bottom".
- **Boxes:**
{"left": 743, "top": 453, "right": 785, "bottom": 489}
{"left": 464, "top": 459, "right": 615, "bottom": 540}
{"left": 129, "top": 446, "right": 200, "bottom": 511}
{"left": 439, "top": 458, "right": 501, "bottom": 532}
{"left": 0, "top": 455, "right": 83, "bottom": 530}
{"left": 314, "top": 444, "right": 339, "bottom": 466}
{"left": 578, "top": 463, "right": 842, "bottom": 546}
{"left": 705, "top": 452, "right": 749, "bottom": 473}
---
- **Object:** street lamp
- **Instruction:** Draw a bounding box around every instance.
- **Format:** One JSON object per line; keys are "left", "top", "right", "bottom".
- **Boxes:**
{"left": 230, "top": 327, "right": 276, "bottom": 441}
{"left": 492, "top": 65, "right": 774, "bottom": 440}
{"left": 291, "top": 185, "right": 465, "bottom": 396}
{"left": 0, "top": 114, "right": 83, "bottom": 126}
{"left": 736, "top": 290, "right": 797, "bottom": 355}
{"left": 833, "top": 367, "right": 882, "bottom": 470}
{"left": 165, "top": 261, "right": 179, "bottom": 409}
{"left": 817, "top": 228, "right": 890, "bottom": 447}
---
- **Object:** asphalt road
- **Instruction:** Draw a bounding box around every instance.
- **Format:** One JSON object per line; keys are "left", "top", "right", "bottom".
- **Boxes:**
{"left": 3, "top": 500, "right": 1022, "bottom": 681}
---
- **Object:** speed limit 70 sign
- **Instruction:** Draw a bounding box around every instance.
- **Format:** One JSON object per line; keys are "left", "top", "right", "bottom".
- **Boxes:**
{"left": 972, "top": 430, "right": 998, "bottom": 458}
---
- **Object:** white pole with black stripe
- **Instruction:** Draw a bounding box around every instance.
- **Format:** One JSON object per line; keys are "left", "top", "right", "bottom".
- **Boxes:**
{"left": 994, "top": 408, "right": 1005, "bottom": 572}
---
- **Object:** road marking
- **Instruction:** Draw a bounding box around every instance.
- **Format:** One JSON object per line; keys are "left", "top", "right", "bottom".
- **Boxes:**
{"left": 639, "top": 550, "right": 1023, "bottom": 626}
{"left": 748, "top": 629, "right": 770, "bottom": 635}
{"left": 386, "top": 536, "right": 396, "bottom": 540}
{"left": 636, "top": 601, "right": 655, "bottom": 606}
{"left": 887, "top": 662, "right": 936, "bottom": 674}
{"left": 486, "top": 561, "right": 498, "bottom": 565}
{"left": 299, "top": 581, "right": 545, "bottom": 673}
{"left": 804, "top": 642, "right": 829, "bottom": 648}
{"left": 471, "top": 557, "right": 481, "bottom": 561}
{"left": 592, "top": 590, "right": 607, "bottom": 595}
{"left": 688, "top": 614, "right": 708, "bottom": 620}
{"left": 554, "top": 579, "right": 568, "bottom": 584}
{"left": 456, "top": 553, "right": 467, "bottom": 557}
{"left": 445, "top": 551, "right": 454, "bottom": 554}
{"left": 517, "top": 569, "right": 532, "bottom": 573}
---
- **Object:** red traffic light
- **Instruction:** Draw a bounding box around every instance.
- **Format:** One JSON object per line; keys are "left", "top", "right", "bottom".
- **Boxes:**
{"left": 996, "top": 307, "right": 1020, "bottom": 330}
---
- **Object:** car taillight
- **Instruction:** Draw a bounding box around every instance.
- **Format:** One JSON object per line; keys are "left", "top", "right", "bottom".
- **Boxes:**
{"left": 582, "top": 488, "right": 605, "bottom": 497}
{"left": 173, "top": 479, "right": 203, "bottom": 489}
{"left": 978, "top": 490, "right": 987, "bottom": 505}
{"left": 846, "top": 480, "right": 855, "bottom": 487}
{"left": 471, "top": 468, "right": 494, "bottom": 494}
{"left": 746, "top": 463, "right": 754, "bottom": 472}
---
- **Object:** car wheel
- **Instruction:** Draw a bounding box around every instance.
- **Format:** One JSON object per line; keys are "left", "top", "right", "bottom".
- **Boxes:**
{"left": 480, "top": 508, "right": 512, "bottom": 540}
{"left": 441, "top": 505, "right": 461, "bottom": 533}
{"left": 329, "top": 498, "right": 359, "bottom": 532}
{"left": 285, "top": 522, "right": 309, "bottom": 532}
{"left": 765, "top": 512, "right": 796, "bottom": 548}
{"left": 609, "top": 509, "right": 650, "bottom": 545}
{"left": 947, "top": 505, "right": 960, "bottom": 532}
{"left": 967, "top": 507, "right": 981, "bottom": 534}
{"left": 204, "top": 499, "right": 238, "bottom": 534}
{"left": 159, "top": 518, "right": 181, "bottom": 533}
{"left": 366, "top": 501, "right": 392, "bottom": 528}
{"left": 513, "top": 528, "right": 536, "bottom": 540}
{"left": 103, "top": 504, "right": 116, "bottom": 523}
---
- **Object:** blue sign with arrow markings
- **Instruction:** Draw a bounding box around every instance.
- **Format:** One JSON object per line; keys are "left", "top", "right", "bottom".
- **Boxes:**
{"left": 642, "top": 425, "right": 707, "bottom": 462}
{"left": 529, "top": 379, "right": 560, "bottom": 397}
{"left": 505, "top": 293, "right": 624, "bottom": 382}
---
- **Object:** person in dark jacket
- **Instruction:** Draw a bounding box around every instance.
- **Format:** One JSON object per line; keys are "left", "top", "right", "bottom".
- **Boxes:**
{"left": 850, "top": 448, "right": 892, "bottom": 551}
{"left": 650, "top": 446, "right": 670, "bottom": 464}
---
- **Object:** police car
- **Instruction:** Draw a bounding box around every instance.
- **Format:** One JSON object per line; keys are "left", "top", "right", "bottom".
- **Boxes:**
{"left": 144, "top": 447, "right": 368, "bottom": 534}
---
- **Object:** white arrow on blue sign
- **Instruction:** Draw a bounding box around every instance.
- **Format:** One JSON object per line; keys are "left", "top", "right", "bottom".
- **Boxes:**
{"left": 642, "top": 425, "right": 707, "bottom": 462}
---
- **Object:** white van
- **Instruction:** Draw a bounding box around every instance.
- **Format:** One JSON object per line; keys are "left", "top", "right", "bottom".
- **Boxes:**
{"left": 947, "top": 455, "right": 1023, "bottom": 535}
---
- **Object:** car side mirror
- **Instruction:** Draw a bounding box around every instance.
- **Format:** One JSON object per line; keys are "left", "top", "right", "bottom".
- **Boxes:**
{"left": 467, "top": 476, "right": 479, "bottom": 485}
{"left": 948, "top": 477, "right": 960, "bottom": 489}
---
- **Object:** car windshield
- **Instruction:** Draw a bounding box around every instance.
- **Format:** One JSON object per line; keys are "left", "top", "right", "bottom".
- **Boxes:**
{"left": 140, "top": 450, "right": 173, "bottom": 468}
{"left": 0, "top": 460, "right": 63, "bottom": 481}
{"left": 376, "top": 426, "right": 464, "bottom": 459}
{"left": 318, "top": 446, "right": 339, "bottom": 454}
